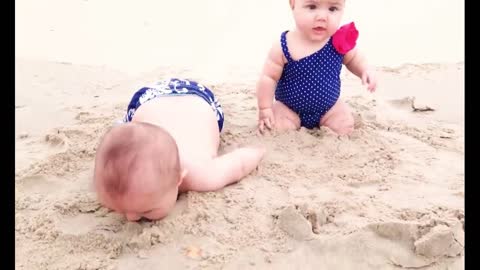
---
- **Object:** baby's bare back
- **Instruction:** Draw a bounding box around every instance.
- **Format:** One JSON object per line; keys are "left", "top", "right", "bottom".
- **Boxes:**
{"left": 131, "top": 94, "right": 265, "bottom": 193}
{"left": 131, "top": 95, "right": 220, "bottom": 160}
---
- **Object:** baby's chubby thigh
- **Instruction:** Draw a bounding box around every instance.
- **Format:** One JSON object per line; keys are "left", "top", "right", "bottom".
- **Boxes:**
{"left": 272, "top": 101, "right": 301, "bottom": 131}
{"left": 319, "top": 99, "right": 354, "bottom": 135}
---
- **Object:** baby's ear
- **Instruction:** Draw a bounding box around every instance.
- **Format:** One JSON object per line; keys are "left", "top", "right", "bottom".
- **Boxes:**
{"left": 177, "top": 169, "right": 188, "bottom": 187}
{"left": 289, "top": 0, "right": 295, "bottom": 9}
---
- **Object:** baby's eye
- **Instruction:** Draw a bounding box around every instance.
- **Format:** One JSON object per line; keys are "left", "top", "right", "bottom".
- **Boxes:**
{"left": 138, "top": 217, "right": 153, "bottom": 222}
{"left": 144, "top": 208, "right": 167, "bottom": 220}
{"left": 307, "top": 4, "right": 317, "bottom": 10}
{"left": 329, "top": 6, "right": 338, "bottom": 12}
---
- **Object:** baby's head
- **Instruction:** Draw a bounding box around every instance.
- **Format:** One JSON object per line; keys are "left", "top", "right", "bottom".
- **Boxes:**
{"left": 94, "top": 122, "right": 184, "bottom": 221}
{"left": 289, "top": 0, "right": 345, "bottom": 41}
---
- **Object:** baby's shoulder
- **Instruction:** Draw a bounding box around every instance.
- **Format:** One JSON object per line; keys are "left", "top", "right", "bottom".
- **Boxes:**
{"left": 263, "top": 34, "right": 288, "bottom": 64}
{"left": 178, "top": 156, "right": 214, "bottom": 191}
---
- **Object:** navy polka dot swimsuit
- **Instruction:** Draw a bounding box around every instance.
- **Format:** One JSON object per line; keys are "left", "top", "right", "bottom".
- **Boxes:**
{"left": 275, "top": 31, "right": 344, "bottom": 129}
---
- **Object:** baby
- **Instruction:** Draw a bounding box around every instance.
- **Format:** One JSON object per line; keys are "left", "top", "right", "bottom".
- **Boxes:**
{"left": 256, "top": 0, "right": 377, "bottom": 135}
{"left": 94, "top": 78, "right": 265, "bottom": 221}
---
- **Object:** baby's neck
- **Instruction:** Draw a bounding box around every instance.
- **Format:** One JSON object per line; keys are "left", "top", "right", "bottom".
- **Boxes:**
{"left": 293, "top": 29, "right": 330, "bottom": 47}
{"left": 289, "top": 29, "right": 330, "bottom": 59}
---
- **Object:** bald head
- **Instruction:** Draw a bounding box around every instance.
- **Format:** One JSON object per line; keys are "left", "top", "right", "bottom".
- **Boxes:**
{"left": 93, "top": 122, "right": 180, "bottom": 201}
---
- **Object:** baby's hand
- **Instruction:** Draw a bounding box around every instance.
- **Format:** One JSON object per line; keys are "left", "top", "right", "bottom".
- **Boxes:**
{"left": 361, "top": 69, "right": 377, "bottom": 92}
{"left": 258, "top": 108, "right": 275, "bottom": 134}
{"left": 242, "top": 145, "right": 267, "bottom": 162}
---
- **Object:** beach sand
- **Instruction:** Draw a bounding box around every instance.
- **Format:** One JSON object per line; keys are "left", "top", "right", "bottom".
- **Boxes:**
{"left": 15, "top": 0, "right": 464, "bottom": 269}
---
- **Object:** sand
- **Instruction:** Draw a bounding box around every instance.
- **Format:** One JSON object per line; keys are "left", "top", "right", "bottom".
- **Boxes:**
{"left": 15, "top": 0, "right": 464, "bottom": 269}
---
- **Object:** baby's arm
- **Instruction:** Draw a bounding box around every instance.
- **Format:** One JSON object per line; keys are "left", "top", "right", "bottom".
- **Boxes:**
{"left": 182, "top": 147, "right": 266, "bottom": 192}
{"left": 257, "top": 42, "right": 285, "bottom": 109}
{"left": 343, "top": 48, "right": 377, "bottom": 92}
{"left": 256, "top": 42, "right": 286, "bottom": 131}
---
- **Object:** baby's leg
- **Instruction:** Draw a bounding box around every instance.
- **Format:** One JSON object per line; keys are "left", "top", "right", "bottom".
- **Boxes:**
{"left": 272, "top": 101, "right": 301, "bottom": 131}
{"left": 319, "top": 99, "right": 354, "bottom": 135}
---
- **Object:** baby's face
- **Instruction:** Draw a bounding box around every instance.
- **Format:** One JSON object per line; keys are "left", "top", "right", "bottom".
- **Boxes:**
{"left": 97, "top": 173, "right": 179, "bottom": 221}
{"left": 291, "top": 0, "right": 345, "bottom": 42}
